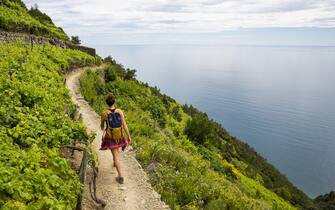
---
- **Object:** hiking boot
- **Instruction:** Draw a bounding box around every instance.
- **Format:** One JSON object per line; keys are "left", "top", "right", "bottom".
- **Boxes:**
{"left": 116, "top": 176, "right": 124, "bottom": 184}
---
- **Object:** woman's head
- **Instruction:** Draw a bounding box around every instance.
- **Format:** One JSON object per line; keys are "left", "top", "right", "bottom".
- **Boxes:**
{"left": 106, "top": 94, "right": 115, "bottom": 106}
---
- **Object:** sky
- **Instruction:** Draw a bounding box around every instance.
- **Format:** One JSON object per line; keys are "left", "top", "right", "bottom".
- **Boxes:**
{"left": 22, "top": 0, "right": 335, "bottom": 46}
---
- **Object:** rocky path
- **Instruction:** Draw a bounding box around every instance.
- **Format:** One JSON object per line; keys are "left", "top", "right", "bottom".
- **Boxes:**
{"left": 66, "top": 67, "right": 170, "bottom": 210}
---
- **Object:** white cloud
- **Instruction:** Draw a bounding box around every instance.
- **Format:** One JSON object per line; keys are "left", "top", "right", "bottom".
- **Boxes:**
{"left": 22, "top": 0, "right": 335, "bottom": 44}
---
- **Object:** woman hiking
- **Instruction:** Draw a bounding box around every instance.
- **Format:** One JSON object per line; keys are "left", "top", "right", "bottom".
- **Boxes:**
{"left": 100, "top": 94, "right": 132, "bottom": 184}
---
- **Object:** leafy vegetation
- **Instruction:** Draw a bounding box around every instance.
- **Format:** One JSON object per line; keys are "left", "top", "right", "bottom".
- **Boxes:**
{"left": 0, "top": 0, "right": 68, "bottom": 40}
{"left": 28, "top": 4, "right": 53, "bottom": 26}
{"left": 182, "top": 105, "right": 315, "bottom": 208}
{"left": 0, "top": 42, "right": 97, "bottom": 208}
{"left": 71, "top": 36, "right": 81, "bottom": 45}
{"left": 314, "top": 191, "right": 335, "bottom": 209}
{"left": 79, "top": 60, "right": 309, "bottom": 210}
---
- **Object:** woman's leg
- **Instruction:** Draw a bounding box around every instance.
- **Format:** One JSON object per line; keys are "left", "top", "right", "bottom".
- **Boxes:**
{"left": 111, "top": 148, "right": 123, "bottom": 177}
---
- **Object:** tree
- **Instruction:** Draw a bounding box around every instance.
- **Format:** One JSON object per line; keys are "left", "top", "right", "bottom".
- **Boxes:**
{"left": 71, "top": 36, "right": 81, "bottom": 45}
{"left": 104, "top": 56, "right": 116, "bottom": 65}
{"left": 148, "top": 100, "right": 166, "bottom": 128}
{"left": 184, "top": 114, "right": 217, "bottom": 145}
{"left": 104, "top": 66, "right": 117, "bottom": 82}
{"left": 171, "top": 105, "right": 182, "bottom": 121}
{"left": 124, "top": 68, "right": 136, "bottom": 80}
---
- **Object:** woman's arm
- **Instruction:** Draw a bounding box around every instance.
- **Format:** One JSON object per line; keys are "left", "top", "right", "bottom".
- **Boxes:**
{"left": 119, "top": 110, "right": 132, "bottom": 143}
{"left": 100, "top": 112, "right": 106, "bottom": 131}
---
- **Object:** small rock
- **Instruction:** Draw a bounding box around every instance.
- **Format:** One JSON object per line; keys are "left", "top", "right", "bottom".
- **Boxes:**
{"left": 141, "top": 200, "right": 146, "bottom": 205}
{"left": 119, "top": 186, "right": 127, "bottom": 191}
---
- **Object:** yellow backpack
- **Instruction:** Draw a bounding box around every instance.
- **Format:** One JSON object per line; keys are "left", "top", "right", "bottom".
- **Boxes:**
{"left": 106, "top": 109, "right": 123, "bottom": 142}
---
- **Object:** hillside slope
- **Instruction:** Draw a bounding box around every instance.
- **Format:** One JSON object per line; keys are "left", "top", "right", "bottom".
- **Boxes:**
{"left": 79, "top": 62, "right": 314, "bottom": 209}
{"left": 0, "top": 0, "right": 68, "bottom": 40}
{"left": 0, "top": 42, "right": 97, "bottom": 208}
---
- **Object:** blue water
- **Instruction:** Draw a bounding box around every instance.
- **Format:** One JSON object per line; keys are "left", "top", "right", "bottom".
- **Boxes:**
{"left": 95, "top": 44, "right": 335, "bottom": 197}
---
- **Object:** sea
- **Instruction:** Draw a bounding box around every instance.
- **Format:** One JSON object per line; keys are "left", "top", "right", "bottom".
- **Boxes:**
{"left": 95, "top": 44, "right": 335, "bottom": 197}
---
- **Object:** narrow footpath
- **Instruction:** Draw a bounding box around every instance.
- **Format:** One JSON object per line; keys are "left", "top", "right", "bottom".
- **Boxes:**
{"left": 66, "top": 67, "right": 170, "bottom": 210}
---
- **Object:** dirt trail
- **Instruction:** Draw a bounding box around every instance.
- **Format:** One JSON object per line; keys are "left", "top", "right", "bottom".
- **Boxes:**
{"left": 66, "top": 67, "right": 170, "bottom": 210}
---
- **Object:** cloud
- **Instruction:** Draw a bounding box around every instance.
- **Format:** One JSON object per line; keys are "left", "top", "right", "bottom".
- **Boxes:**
{"left": 22, "top": 0, "right": 335, "bottom": 44}
{"left": 315, "top": 17, "right": 335, "bottom": 22}
{"left": 200, "top": 0, "right": 231, "bottom": 6}
{"left": 245, "top": 0, "right": 319, "bottom": 13}
{"left": 113, "top": 21, "right": 143, "bottom": 30}
{"left": 145, "top": 3, "right": 187, "bottom": 13}
{"left": 159, "top": 19, "right": 191, "bottom": 24}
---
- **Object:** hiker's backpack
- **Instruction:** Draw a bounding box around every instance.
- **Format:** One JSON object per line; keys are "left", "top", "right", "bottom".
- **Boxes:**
{"left": 106, "top": 109, "right": 123, "bottom": 142}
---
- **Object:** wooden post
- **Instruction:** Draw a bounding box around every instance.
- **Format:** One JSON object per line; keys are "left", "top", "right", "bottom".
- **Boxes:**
{"left": 30, "top": 37, "right": 34, "bottom": 51}
{"left": 76, "top": 150, "right": 90, "bottom": 210}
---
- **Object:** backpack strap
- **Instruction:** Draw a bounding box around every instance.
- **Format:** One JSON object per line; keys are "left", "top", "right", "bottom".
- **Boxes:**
{"left": 105, "top": 109, "right": 114, "bottom": 129}
{"left": 108, "top": 108, "right": 116, "bottom": 113}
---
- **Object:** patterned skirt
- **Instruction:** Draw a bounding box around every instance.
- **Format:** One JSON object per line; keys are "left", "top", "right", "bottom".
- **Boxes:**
{"left": 100, "top": 131, "right": 129, "bottom": 150}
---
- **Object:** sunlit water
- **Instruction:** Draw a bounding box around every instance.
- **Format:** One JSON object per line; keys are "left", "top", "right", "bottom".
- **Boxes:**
{"left": 95, "top": 44, "right": 335, "bottom": 197}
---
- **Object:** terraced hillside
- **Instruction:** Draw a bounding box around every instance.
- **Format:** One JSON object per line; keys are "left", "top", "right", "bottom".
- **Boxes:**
{"left": 0, "top": 0, "right": 68, "bottom": 40}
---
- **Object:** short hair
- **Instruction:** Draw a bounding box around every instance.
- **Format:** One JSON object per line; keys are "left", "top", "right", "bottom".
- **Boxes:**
{"left": 106, "top": 94, "right": 115, "bottom": 106}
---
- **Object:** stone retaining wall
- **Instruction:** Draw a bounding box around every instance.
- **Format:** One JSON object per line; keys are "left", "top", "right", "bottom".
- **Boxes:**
{"left": 0, "top": 30, "right": 96, "bottom": 56}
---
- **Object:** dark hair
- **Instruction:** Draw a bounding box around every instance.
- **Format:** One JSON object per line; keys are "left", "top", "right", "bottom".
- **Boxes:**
{"left": 106, "top": 94, "right": 115, "bottom": 106}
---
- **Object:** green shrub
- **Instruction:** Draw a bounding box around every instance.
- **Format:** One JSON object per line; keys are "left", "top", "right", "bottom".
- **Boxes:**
{"left": 0, "top": 42, "right": 96, "bottom": 208}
